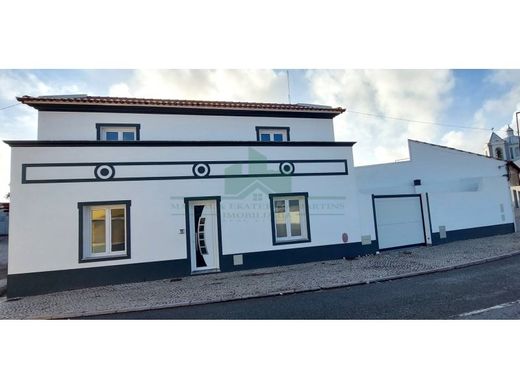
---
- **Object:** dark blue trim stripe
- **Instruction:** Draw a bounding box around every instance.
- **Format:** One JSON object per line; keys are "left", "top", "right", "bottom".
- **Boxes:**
{"left": 431, "top": 223, "right": 514, "bottom": 245}
{"left": 22, "top": 159, "right": 348, "bottom": 184}
{"left": 7, "top": 258, "right": 191, "bottom": 298}
{"left": 6, "top": 240, "right": 377, "bottom": 297}
{"left": 7, "top": 222, "right": 515, "bottom": 297}
{"left": 5, "top": 140, "right": 355, "bottom": 147}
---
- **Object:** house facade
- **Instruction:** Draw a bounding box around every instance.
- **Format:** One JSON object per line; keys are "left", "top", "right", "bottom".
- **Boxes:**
{"left": 4, "top": 95, "right": 516, "bottom": 297}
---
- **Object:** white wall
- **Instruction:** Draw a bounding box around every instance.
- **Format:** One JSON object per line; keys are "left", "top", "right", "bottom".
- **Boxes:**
{"left": 8, "top": 144, "right": 358, "bottom": 274}
{"left": 37, "top": 111, "right": 335, "bottom": 141}
{"left": 355, "top": 140, "right": 514, "bottom": 239}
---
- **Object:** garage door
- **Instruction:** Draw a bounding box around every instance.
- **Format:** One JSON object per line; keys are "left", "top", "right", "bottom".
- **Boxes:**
{"left": 373, "top": 195, "right": 425, "bottom": 250}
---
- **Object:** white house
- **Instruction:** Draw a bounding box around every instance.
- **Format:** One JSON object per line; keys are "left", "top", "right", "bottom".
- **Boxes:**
{"left": 4, "top": 95, "right": 515, "bottom": 297}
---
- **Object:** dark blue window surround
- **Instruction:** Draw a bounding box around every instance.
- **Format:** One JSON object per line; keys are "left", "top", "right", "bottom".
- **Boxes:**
{"left": 255, "top": 127, "right": 290, "bottom": 142}
{"left": 96, "top": 123, "right": 141, "bottom": 141}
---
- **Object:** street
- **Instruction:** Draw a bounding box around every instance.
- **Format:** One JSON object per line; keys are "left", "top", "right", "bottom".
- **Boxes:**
{"left": 81, "top": 253, "right": 520, "bottom": 319}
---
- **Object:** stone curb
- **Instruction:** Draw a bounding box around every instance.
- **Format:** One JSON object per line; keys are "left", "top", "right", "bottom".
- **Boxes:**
{"left": 35, "top": 250, "right": 520, "bottom": 320}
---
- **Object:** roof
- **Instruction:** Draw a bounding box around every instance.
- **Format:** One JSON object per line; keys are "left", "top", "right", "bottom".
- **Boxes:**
{"left": 508, "top": 160, "right": 520, "bottom": 172}
{"left": 488, "top": 131, "right": 503, "bottom": 143}
{"left": 17, "top": 95, "right": 346, "bottom": 119}
{"left": 409, "top": 139, "right": 499, "bottom": 161}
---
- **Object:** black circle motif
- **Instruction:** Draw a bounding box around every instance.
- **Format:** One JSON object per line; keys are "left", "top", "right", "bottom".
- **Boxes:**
{"left": 192, "top": 163, "right": 210, "bottom": 177}
{"left": 279, "top": 162, "right": 295, "bottom": 175}
{"left": 94, "top": 164, "right": 116, "bottom": 180}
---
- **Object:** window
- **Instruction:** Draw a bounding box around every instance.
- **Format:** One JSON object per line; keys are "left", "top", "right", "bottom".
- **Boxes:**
{"left": 514, "top": 190, "right": 519, "bottom": 209}
{"left": 96, "top": 123, "right": 140, "bottom": 141}
{"left": 256, "top": 127, "right": 290, "bottom": 142}
{"left": 269, "top": 193, "right": 310, "bottom": 245}
{"left": 495, "top": 147, "right": 504, "bottom": 160}
{"left": 78, "top": 201, "right": 131, "bottom": 262}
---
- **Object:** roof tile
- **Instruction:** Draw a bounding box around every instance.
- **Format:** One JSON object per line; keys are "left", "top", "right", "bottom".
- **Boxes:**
{"left": 17, "top": 95, "right": 345, "bottom": 116}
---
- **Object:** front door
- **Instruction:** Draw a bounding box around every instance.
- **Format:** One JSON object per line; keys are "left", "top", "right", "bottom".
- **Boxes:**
{"left": 188, "top": 199, "right": 220, "bottom": 272}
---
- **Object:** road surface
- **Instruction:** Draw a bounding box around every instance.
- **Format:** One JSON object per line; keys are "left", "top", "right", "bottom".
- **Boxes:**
{"left": 81, "top": 254, "right": 520, "bottom": 319}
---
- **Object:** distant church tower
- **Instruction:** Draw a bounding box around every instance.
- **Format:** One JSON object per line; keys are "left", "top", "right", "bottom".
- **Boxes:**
{"left": 484, "top": 125, "right": 520, "bottom": 161}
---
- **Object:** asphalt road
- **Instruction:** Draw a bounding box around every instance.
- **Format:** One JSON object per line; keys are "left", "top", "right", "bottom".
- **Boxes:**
{"left": 82, "top": 254, "right": 520, "bottom": 319}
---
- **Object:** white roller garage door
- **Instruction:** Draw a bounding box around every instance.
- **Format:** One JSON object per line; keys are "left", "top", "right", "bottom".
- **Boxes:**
{"left": 374, "top": 195, "right": 425, "bottom": 250}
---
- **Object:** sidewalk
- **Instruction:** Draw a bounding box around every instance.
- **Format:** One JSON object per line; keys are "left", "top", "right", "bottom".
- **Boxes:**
{"left": 1, "top": 232, "right": 520, "bottom": 319}
{"left": 0, "top": 236, "right": 7, "bottom": 295}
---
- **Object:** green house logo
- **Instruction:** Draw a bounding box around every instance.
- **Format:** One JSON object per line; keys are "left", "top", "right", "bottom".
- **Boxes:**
{"left": 224, "top": 148, "right": 292, "bottom": 199}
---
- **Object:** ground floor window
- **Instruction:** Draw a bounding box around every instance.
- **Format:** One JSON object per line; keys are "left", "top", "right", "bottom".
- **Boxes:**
{"left": 514, "top": 190, "right": 519, "bottom": 209}
{"left": 78, "top": 201, "right": 131, "bottom": 262}
{"left": 269, "top": 193, "right": 311, "bottom": 245}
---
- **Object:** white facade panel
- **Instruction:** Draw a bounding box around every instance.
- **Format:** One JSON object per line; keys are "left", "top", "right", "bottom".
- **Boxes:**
{"left": 37, "top": 111, "right": 335, "bottom": 141}
{"left": 8, "top": 144, "right": 358, "bottom": 274}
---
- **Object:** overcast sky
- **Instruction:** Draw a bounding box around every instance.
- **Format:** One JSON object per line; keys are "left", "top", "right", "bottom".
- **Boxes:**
{"left": 1, "top": 69, "right": 520, "bottom": 200}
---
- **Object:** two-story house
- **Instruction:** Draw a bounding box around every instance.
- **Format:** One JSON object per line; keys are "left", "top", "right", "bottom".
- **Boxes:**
{"left": 5, "top": 95, "right": 516, "bottom": 297}
{"left": 6, "top": 95, "right": 376, "bottom": 297}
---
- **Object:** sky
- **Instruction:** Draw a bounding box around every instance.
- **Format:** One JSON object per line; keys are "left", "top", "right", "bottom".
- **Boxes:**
{"left": 1, "top": 69, "right": 520, "bottom": 200}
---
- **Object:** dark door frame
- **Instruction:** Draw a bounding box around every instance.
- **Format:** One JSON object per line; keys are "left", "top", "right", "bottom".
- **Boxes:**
{"left": 184, "top": 196, "right": 223, "bottom": 272}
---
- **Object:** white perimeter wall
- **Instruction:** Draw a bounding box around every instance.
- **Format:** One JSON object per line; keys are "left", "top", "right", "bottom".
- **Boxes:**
{"left": 37, "top": 111, "right": 335, "bottom": 141}
{"left": 355, "top": 140, "right": 514, "bottom": 240}
{"left": 8, "top": 144, "right": 359, "bottom": 274}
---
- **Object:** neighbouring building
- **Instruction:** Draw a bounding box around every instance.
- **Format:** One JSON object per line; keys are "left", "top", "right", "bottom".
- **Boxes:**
{"left": 506, "top": 161, "right": 520, "bottom": 225}
{"left": 483, "top": 128, "right": 520, "bottom": 219}
{"left": 4, "top": 95, "right": 516, "bottom": 297}
{"left": 484, "top": 126, "right": 520, "bottom": 161}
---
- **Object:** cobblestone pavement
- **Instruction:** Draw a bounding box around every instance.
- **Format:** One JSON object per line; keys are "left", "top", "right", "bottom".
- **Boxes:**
{"left": 0, "top": 236, "right": 7, "bottom": 281}
{"left": 1, "top": 232, "right": 520, "bottom": 319}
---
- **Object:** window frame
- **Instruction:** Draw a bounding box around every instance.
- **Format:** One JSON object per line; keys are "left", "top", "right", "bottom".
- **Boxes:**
{"left": 96, "top": 123, "right": 141, "bottom": 141}
{"left": 269, "top": 192, "right": 311, "bottom": 246}
{"left": 78, "top": 200, "right": 131, "bottom": 263}
{"left": 255, "top": 126, "right": 290, "bottom": 142}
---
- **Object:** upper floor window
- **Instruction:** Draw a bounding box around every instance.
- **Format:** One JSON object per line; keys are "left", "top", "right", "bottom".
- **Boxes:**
{"left": 256, "top": 127, "right": 290, "bottom": 142}
{"left": 96, "top": 123, "right": 141, "bottom": 141}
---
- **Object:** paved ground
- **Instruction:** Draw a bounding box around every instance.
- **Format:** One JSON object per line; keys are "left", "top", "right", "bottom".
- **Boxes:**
{"left": 0, "top": 236, "right": 7, "bottom": 288}
{"left": 83, "top": 254, "right": 520, "bottom": 319}
{"left": 2, "top": 232, "right": 520, "bottom": 319}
